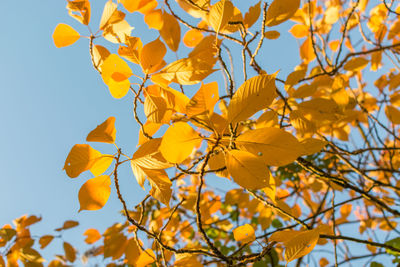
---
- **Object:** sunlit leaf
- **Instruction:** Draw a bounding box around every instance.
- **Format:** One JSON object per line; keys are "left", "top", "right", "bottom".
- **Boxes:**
{"left": 55, "top": 220, "right": 79, "bottom": 231}
{"left": 83, "top": 229, "right": 102, "bottom": 244}
{"left": 78, "top": 175, "right": 111, "bottom": 211}
{"left": 159, "top": 12, "right": 181, "bottom": 52}
{"left": 39, "top": 235, "right": 54, "bottom": 249}
{"left": 227, "top": 74, "right": 277, "bottom": 124}
{"left": 284, "top": 228, "right": 320, "bottom": 263}
{"left": 87, "top": 117, "right": 116, "bottom": 143}
{"left": 52, "top": 24, "right": 80, "bottom": 48}
{"left": 208, "top": 0, "right": 234, "bottom": 34}
{"left": 160, "top": 122, "right": 202, "bottom": 163}
{"left": 266, "top": 0, "right": 300, "bottom": 27}
{"left": 67, "top": 0, "right": 91, "bottom": 25}
{"left": 300, "top": 138, "right": 327, "bottom": 156}
{"left": 343, "top": 57, "right": 369, "bottom": 72}
{"left": 385, "top": 105, "right": 400, "bottom": 124}
{"left": 125, "top": 238, "right": 141, "bottom": 264}
{"left": 183, "top": 29, "right": 204, "bottom": 47}
{"left": 64, "top": 144, "right": 102, "bottom": 178}
{"left": 226, "top": 149, "right": 271, "bottom": 190}
{"left": 233, "top": 224, "right": 255, "bottom": 243}
{"left": 136, "top": 249, "right": 155, "bottom": 267}
{"left": 186, "top": 82, "right": 219, "bottom": 116}
{"left": 63, "top": 242, "right": 76, "bottom": 262}
{"left": 236, "top": 127, "right": 303, "bottom": 166}
{"left": 144, "top": 9, "right": 164, "bottom": 30}
{"left": 101, "top": 54, "right": 133, "bottom": 99}
{"left": 145, "top": 169, "right": 172, "bottom": 206}
{"left": 244, "top": 1, "right": 261, "bottom": 28}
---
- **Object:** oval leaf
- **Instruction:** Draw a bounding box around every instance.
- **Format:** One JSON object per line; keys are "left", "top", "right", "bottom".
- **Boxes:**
{"left": 64, "top": 144, "right": 102, "bottom": 178}
{"left": 52, "top": 23, "right": 80, "bottom": 48}
{"left": 78, "top": 175, "right": 111, "bottom": 211}
{"left": 226, "top": 150, "right": 271, "bottom": 190}
{"left": 266, "top": 0, "right": 300, "bottom": 27}
{"left": 233, "top": 224, "right": 256, "bottom": 243}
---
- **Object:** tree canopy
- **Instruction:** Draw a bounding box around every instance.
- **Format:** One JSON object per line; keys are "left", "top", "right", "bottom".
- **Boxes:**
{"left": 2, "top": 0, "right": 400, "bottom": 266}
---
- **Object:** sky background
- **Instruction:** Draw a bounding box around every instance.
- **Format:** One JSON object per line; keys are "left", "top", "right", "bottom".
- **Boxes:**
{"left": 1, "top": 0, "right": 392, "bottom": 266}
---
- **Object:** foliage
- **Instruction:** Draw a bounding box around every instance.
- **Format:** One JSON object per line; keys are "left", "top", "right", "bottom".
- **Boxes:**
{"left": 3, "top": 0, "right": 400, "bottom": 266}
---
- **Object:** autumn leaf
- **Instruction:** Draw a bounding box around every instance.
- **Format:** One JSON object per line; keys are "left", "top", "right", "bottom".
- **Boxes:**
{"left": 186, "top": 82, "right": 219, "bottom": 116}
{"left": 83, "top": 229, "right": 102, "bottom": 244}
{"left": 140, "top": 38, "right": 167, "bottom": 74}
{"left": 78, "top": 175, "right": 111, "bottom": 211}
{"left": 233, "top": 224, "right": 256, "bottom": 243}
{"left": 86, "top": 117, "right": 116, "bottom": 143}
{"left": 225, "top": 149, "right": 271, "bottom": 190}
{"left": 136, "top": 249, "right": 156, "bottom": 267}
{"left": 208, "top": 0, "right": 234, "bottom": 34}
{"left": 236, "top": 127, "right": 304, "bottom": 166}
{"left": 63, "top": 242, "right": 76, "bottom": 262}
{"left": 67, "top": 0, "right": 91, "bottom": 25}
{"left": 52, "top": 24, "right": 80, "bottom": 48}
{"left": 244, "top": 1, "right": 261, "bottom": 28}
{"left": 266, "top": 0, "right": 300, "bottom": 27}
{"left": 64, "top": 144, "right": 103, "bottom": 178}
{"left": 39, "top": 235, "right": 54, "bottom": 249}
{"left": 55, "top": 220, "right": 79, "bottom": 231}
{"left": 159, "top": 12, "right": 181, "bottom": 52}
{"left": 227, "top": 74, "right": 277, "bottom": 124}
{"left": 101, "top": 54, "right": 133, "bottom": 98}
{"left": 160, "top": 122, "right": 202, "bottom": 163}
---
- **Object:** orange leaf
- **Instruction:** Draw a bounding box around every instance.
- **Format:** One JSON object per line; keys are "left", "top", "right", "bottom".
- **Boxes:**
{"left": 63, "top": 242, "right": 76, "bottom": 263}
{"left": 55, "top": 220, "right": 79, "bottom": 231}
{"left": 64, "top": 144, "right": 102, "bottom": 178}
{"left": 233, "top": 224, "right": 256, "bottom": 243}
{"left": 87, "top": 117, "right": 116, "bottom": 143}
{"left": 39, "top": 235, "right": 54, "bottom": 249}
{"left": 52, "top": 24, "right": 80, "bottom": 48}
{"left": 136, "top": 249, "right": 156, "bottom": 267}
{"left": 83, "top": 229, "right": 102, "bottom": 244}
{"left": 78, "top": 175, "right": 111, "bottom": 211}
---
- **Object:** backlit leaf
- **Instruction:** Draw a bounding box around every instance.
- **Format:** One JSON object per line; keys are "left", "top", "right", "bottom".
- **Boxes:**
{"left": 146, "top": 169, "right": 172, "bottom": 206}
{"left": 227, "top": 74, "right": 277, "bottom": 124}
{"left": 144, "top": 9, "right": 164, "bottom": 30}
{"left": 99, "top": 1, "right": 122, "bottom": 30}
{"left": 300, "top": 138, "right": 327, "bottom": 156}
{"left": 90, "top": 155, "right": 113, "bottom": 176}
{"left": 55, "top": 220, "right": 79, "bottom": 231}
{"left": 160, "top": 122, "right": 202, "bottom": 163}
{"left": 266, "top": 0, "right": 300, "bottom": 27}
{"left": 140, "top": 39, "right": 166, "bottom": 74}
{"left": 208, "top": 0, "right": 234, "bottom": 34}
{"left": 64, "top": 144, "right": 102, "bottom": 178}
{"left": 186, "top": 82, "right": 219, "bottom": 116}
{"left": 298, "top": 98, "right": 341, "bottom": 122}
{"left": 136, "top": 249, "right": 155, "bottom": 267}
{"left": 67, "top": 0, "right": 91, "bottom": 25}
{"left": 52, "top": 24, "right": 80, "bottom": 48}
{"left": 144, "top": 94, "right": 170, "bottom": 123}
{"left": 264, "top": 30, "right": 280, "bottom": 39}
{"left": 83, "top": 229, "right": 102, "bottom": 244}
{"left": 87, "top": 117, "right": 116, "bottom": 143}
{"left": 284, "top": 228, "right": 320, "bottom": 263}
{"left": 159, "top": 12, "right": 181, "bottom": 52}
{"left": 226, "top": 150, "right": 271, "bottom": 190}
{"left": 78, "top": 175, "right": 111, "bottom": 211}
{"left": 103, "top": 20, "right": 134, "bottom": 44}
{"left": 343, "top": 57, "right": 369, "bottom": 72}
{"left": 289, "top": 24, "right": 308, "bottom": 38}
{"left": 101, "top": 54, "right": 133, "bottom": 98}
{"left": 92, "top": 45, "right": 111, "bottom": 71}
{"left": 183, "top": 29, "right": 204, "bottom": 47}
{"left": 385, "top": 105, "right": 400, "bottom": 124}
{"left": 236, "top": 127, "right": 303, "bottom": 166}
{"left": 233, "top": 224, "right": 255, "bottom": 243}
{"left": 244, "top": 1, "right": 261, "bottom": 28}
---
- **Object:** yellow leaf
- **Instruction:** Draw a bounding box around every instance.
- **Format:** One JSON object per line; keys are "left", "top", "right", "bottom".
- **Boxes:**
{"left": 236, "top": 127, "right": 303, "bottom": 166}
{"left": 176, "top": 0, "right": 209, "bottom": 18}
{"left": 92, "top": 45, "right": 111, "bottom": 71}
{"left": 144, "top": 9, "right": 164, "bottom": 30}
{"left": 136, "top": 249, "right": 155, "bottom": 267}
{"left": 225, "top": 149, "right": 271, "bottom": 190}
{"left": 137, "top": 121, "right": 161, "bottom": 146}
{"left": 175, "top": 254, "right": 203, "bottom": 267}
{"left": 87, "top": 117, "right": 116, "bottom": 143}
{"left": 152, "top": 57, "right": 215, "bottom": 85}
{"left": 83, "top": 229, "right": 102, "bottom": 244}
{"left": 144, "top": 94, "right": 170, "bottom": 123}
{"left": 300, "top": 37, "right": 316, "bottom": 63}
{"left": 118, "top": 36, "right": 143, "bottom": 64}
{"left": 256, "top": 110, "right": 278, "bottom": 128}
{"left": 99, "top": 1, "right": 124, "bottom": 30}
{"left": 324, "top": 6, "right": 340, "bottom": 24}
{"left": 343, "top": 57, "right": 369, "bottom": 72}
{"left": 125, "top": 238, "right": 141, "bottom": 264}
{"left": 39, "top": 235, "right": 54, "bottom": 249}
{"left": 101, "top": 54, "right": 133, "bottom": 98}
{"left": 131, "top": 138, "right": 172, "bottom": 187}
{"left": 266, "top": 0, "right": 300, "bottom": 27}
{"left": 145, "top": 169, "right": 172, "bottom": 206}
{"left": 140, "top": 39, "right": 167, "bottom": 74}
{"left": 284, "top": 228, "right": 320, "bottom": 263}
{"left": 183, "top": 29, "right": 204, "bottom": 48}
{"left": 227, "top": 74, "right": 277, "bottom": 124}
{"left": 300, "top": 138, "right": 327, "bottom": 156}
{"left": 159, "top": 12, "right": 181, "bottom": 52}
{"left": 103, "top": 20, "right": 134, "bottom": 44}
{"left": 63, "top": 242, "right": 76, "bottom": 263}
{"left": 208, "top": 0, "right": 234, "bottom": 34}
{"left": 160, "top": 122, "right": 202, "bottom": 163}
{"left": 55, "top": 220, "right": 79, "bottom": 231}
{"left": 189, "top": 35, "right": 221, "bottom": 63}
{"left": 289, "top": 24, "right": 308, "bottom": 38}
{"left": 67, "top": 0, "right": 91, "bottom": 25}
{"left": 64, "top": 144, "right": 102, "bottom": 178}
{"left": 385, "top": 105, "right": 400, "bottom": 124}
{"left": 244, "top": 1, "right": 261, "bottom": 28}
{"left": 285, "top": 69, "right": 307, "bottom": 88}
{"left": 298, "top": 98, "right": 341, "bottom": 122}
{"left": 233, "top": 224, "right": 255, "bottom": 243}
{"left": 90, "top": 155, "right": 113, "bottom": 176}
{"left": 52, "top": 24, "right": 80, "bottom": 48}
{"left": 264, "top": 30, "right": 280, "bottom": 39}
{"left": 78, "top": 175, "right": 111, "bottom": 211}
{"left": 186, "top": 82, "right": 219, "bottom": 116}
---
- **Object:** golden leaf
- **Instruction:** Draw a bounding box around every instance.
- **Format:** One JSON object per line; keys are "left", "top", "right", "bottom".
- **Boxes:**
{"left": 159, "top": 12, "right": 181, "bottom": 52}
{"left": 83, "top": 229, "right": 102, "bottom": 244}
{"left": 52, "top": 24, "right": 80, "bottom": 48}
{"left": 236, "top": 127, "right": 303, "bottom": 166}
{"left": 225, "top": 149, "right": 271, "bottom": 190}
{"left": 63, "top": 242, "right": 76, "bottom": 262}
{"left": 186, "top": 82, "right": 219, "bottom": 116}
{"left": 160, "top": 122, "right": 202, "bottom": 163}
{"left": 244, "top": 1, "right": 261, "bottom": 28}
{"left": 136, "top": 249, "right": 155, "bottom": 267}
{"left": 101, "top": 54, "right": 133, "bottom": 98}
{"left": 227, "top": 74, "right": 277, "bottom": 124}
{"left": 78, "top": 175, "right": 111, "bottom": 211}
{"left": 67, "top": 0, "right": 91, "bottom": 25}
{"left": 266, "top": 0, "right": 300, "bottom": 27}
{"left": 87, "top": 117, "right": 116, "bottom": 143}
{"left": 140, "top": 39, "right": 167, "bottom": 74}
{"left": 208, "top": 0, "right": 234, "bottom": 34}
{"left": 64, "top": 144, "right": 102, "bottom": 178}
{"left": 233, "top": 224, "right": 256, "bottom": 243}
{"left": 39, "top": 235, "right": 54, "bottom": 249}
